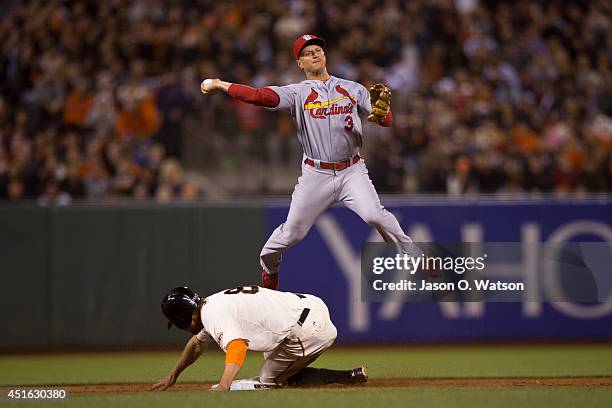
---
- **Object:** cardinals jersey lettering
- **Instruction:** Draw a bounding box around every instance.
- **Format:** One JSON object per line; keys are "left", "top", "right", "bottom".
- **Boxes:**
{"left": 195, "top": 286, "right": 306, "bottom": 352}
{"left": 267, "top": 76, "right": 373, "bottom": 162}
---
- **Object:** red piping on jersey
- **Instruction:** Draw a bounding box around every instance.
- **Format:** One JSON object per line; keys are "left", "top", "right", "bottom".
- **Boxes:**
{"left": 379, "top": 110, "right": 393, "bottom": 127}
{"left": 228, "top": 84, "right": 280, "bottom": 108}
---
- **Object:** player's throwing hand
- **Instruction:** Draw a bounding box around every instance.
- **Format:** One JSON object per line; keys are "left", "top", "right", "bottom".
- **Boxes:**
{"left": 200, "top": 78, "right": 231, "bottom": 95}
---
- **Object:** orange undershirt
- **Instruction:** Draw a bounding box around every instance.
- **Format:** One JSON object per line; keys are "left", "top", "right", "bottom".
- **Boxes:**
{"left": 225, "top": 339, "right": 248, "bottom": 367}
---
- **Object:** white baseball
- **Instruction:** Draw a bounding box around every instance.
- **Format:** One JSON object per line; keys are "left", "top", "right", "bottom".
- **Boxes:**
{"left": 203, "top": 79, "right": 213, "bottom": 86}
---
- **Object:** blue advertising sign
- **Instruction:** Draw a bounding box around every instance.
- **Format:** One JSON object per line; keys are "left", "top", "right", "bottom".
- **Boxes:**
{"left": 264, "top": 198, "right": 612, "bottom": 343}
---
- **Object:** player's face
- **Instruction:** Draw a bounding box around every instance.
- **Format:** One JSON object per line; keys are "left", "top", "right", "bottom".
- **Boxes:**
{"left": 298, "top": 45, "right": 326, "bottom": 73}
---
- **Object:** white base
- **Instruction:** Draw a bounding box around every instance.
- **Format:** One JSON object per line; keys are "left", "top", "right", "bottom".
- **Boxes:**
{"left": 212, "top": 379, "right": 277, "bottom": 391}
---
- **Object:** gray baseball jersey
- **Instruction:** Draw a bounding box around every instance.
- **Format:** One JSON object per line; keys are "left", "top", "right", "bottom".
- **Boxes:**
{"left": 268, "top": 76, "right": 372, "bottom": 162}
{"left": 259, "top": 74, "right": 416, "bottom": 286}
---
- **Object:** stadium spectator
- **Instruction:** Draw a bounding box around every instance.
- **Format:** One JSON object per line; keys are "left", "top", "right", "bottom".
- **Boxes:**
{"left": 0, "top": 0, "right": 610, "bottom": 201}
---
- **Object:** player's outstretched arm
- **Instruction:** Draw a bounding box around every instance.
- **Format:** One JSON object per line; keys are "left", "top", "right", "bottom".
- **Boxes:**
{"left": 211, "top": 363, "right": 242, "bottom": 392}
{"left": 210, "top": 338, "right": 249, "bottom": 392}
{"left": 151, "top": 335, "right": 209, "bottom": 391}
{"left": 201, "top": 78, "right": 280, "bottom": 108}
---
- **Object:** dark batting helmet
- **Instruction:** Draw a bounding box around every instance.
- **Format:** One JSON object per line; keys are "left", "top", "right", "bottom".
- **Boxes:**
{"left": 161, "top": 287, "right": 202, "bottom": 330}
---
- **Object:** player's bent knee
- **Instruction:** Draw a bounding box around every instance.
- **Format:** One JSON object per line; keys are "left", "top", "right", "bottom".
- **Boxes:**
{"left": 283, "top": 226, "right": 309, "bottom": 244}
{"left": 363, "top": 212, "right": 386, "bottom": 229}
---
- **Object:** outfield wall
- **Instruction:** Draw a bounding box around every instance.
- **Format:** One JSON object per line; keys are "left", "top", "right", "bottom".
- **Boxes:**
{"left": 1, "top": 197, "right": 611, "bottom": 350}
{"left": 0, "top": 203, "right": 264, "bottom": 350}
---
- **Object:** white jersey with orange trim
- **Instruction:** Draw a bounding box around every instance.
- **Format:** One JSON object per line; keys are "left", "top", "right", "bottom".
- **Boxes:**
{"left": 267, "top": 76, "right": 372, "bottom": 163}
{"left": 195, "top": 286, "right": 307, "bottom": 352}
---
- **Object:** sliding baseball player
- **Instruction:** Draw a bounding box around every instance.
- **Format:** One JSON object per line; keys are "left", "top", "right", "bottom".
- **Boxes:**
{"left": 152, "top": 286, "right": 367, "bottom": 391}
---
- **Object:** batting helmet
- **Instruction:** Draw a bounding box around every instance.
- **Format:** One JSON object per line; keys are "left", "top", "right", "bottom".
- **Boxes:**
{"left": 161, "top": 286, "right": 202, "bottom": 330}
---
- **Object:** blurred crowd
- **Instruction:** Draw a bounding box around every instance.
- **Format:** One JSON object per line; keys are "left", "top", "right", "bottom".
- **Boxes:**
{"left": 0, "top": 0, "right": 611, "bottom": 203}
{"left": 361, "top": 0, "right": 612, "bottom": 195}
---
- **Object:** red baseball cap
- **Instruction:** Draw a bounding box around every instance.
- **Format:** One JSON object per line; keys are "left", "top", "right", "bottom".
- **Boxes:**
{"left": 293, "top": 34, "right": 326, "bottom": 60}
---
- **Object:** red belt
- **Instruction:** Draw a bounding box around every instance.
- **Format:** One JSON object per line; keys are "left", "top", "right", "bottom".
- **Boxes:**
{"left": 304, "top": 155, "right": 360, "bottom": 171}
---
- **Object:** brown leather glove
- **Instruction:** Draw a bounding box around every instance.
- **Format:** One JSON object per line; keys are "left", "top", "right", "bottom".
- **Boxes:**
{"left": 367, "top": 84, "right": 391, "bottom": 122}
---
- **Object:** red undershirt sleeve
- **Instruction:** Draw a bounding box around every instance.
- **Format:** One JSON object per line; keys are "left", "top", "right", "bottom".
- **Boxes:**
{"left": 378, "top": 110, "right": 393, "bottom": 127}
{"left": 227, "top": 84, "right": 280, "bottom": 108}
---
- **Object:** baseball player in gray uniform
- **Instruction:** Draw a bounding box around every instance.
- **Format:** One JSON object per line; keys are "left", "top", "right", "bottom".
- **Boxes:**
{"left": 201, "top": 34, "right": 417, "bottom": 290}
{"left": 152, "top": 286, "right": 367, "bottom": 391}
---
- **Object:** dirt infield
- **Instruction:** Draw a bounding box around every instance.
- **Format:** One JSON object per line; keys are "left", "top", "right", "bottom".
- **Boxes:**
{"left": 65, "top": 377, "right": 612, "bottom": 394}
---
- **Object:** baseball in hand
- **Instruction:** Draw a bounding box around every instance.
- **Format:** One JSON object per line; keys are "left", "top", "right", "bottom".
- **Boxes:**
{"left": 201, "top": 79, "right": 217, "bottom": 95}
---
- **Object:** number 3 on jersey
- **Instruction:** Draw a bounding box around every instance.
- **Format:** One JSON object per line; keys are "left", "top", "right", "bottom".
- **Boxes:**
{"left": 344, "top": 115, "right": 353, "bottom": 131}
{"left": 224, "top": 286, "right": 260, "bottom": 295}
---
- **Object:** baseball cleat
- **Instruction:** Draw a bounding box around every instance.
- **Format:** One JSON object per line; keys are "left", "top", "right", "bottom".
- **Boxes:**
{"left": 261, "top": 270, "right": 279, "bottom": 290}
{"left": 350, "top": 367, "right": 368, "bottom": 384}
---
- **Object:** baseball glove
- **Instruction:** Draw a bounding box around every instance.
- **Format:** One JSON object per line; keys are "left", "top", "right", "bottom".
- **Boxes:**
{"left": 367, "top": 84, "right": 391, "bottom": 122}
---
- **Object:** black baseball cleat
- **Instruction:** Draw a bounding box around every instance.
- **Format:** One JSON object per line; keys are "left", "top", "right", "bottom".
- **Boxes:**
{"left": 350, "top": 367, "right": 368, "bottom": 384}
